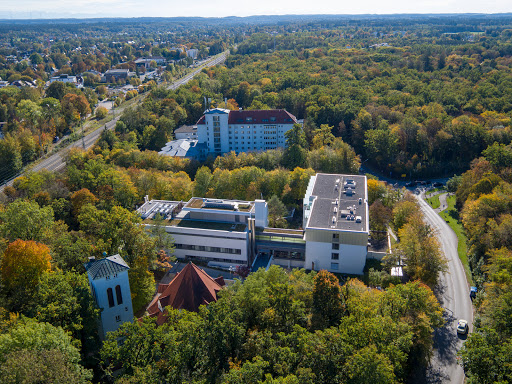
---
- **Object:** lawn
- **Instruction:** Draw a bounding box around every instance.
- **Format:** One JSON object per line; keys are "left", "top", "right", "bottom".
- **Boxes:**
{"left": 426, "top": 194, "right": 441, "bottom": 209}
{"left": 439, "top": 194, "right": 473, "bottom": 285}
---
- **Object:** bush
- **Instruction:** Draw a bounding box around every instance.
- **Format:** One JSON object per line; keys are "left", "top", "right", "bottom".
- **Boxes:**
{"left": 95, "top": 106, "right": 108, "bottom": 120}
{"left": 125, "top": 90, "right": 138, "bottom": 100}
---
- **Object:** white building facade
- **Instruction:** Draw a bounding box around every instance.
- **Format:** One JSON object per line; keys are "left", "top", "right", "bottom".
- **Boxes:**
{"left": 196, "top": 108, "right": 298, "bottom": 155}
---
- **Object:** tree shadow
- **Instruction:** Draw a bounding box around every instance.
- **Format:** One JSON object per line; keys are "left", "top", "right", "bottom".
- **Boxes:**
{"left": 432, "top": 310, "right": 459, "bottom": 363}
{"left": 408, "top": 309, "right": 461, "bottom": 384}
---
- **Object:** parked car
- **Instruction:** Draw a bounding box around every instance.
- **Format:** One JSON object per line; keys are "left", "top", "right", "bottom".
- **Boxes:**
{"left": 470, "top": 286, "right": 478, "bottom": 300}
{"left": 457, "top": 319, "right": 469, "bottom": 335}
{"left": 53, "top": 136, "right": 60, "bottom": 143}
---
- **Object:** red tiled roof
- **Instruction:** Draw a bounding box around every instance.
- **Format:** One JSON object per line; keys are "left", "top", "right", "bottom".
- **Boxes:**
{"left": 147, "top": 262, "right": 225, "bottom": 325}
{"left": 196, "top": 109, "right": 297, "bottom": 125}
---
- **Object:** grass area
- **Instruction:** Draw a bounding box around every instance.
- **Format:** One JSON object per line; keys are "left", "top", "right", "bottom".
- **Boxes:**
{"left": 439, "top": 194, "right": 473, "bottom": 285}
{"left": 426, "top": 194, "right": 441, "bottom": 209}
{"left": 427, "top": 187, "right": 445, "bottom": 194}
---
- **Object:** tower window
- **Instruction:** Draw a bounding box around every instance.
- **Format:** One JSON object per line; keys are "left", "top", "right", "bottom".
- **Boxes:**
{"left": 115, "top": 285, "right": 123, "bottom": 305}
{"left": 107, "top": 288, "right": 115, "bottom": 308}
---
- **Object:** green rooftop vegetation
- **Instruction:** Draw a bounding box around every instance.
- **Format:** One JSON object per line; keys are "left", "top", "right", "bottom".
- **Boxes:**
{"left": 168, "top": 219, "right": 247, "bottom": 232}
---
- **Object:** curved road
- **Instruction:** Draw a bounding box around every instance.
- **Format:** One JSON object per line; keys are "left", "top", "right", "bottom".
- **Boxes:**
{"left": 3, "top": 51, "right": 229, "bottom": 186}
{"left": 415, "top": 195, "right": 473, "bottom": 384}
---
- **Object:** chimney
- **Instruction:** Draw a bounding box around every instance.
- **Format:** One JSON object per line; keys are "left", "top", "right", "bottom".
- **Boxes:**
{"left": 144, "top": 195, "right": 149, "bottom": 204}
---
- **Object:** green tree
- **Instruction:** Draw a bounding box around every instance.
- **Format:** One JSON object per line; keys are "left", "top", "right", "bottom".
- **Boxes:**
{"left": 283, "top": 124, "right": 308, "bottom": 169}
{"left": 267, "top": 195, "right": 288, "bottom": 228}
{"left": 0, "top": 199, "right": 54, "bottom": 242}
{"left": 312, "top": 270, "right": 343, "bottom": 329}
{"left": 193, "top": 166, "right": 213, "bottom": 197}
{"left": 396, "top": 216, "right": 447, "bottom": 287}
{"left": 0, "top": 318, "right": 92, "bottom": 382}
{"left": 0, "top": 348, "right": 91, "bottom": 384}
{"left": 33, "top": 271, "right": 99, "bottom": 351}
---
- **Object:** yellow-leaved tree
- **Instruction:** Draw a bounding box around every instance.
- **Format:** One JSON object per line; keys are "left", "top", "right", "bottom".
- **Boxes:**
{"left": 1, "top": 239, "right": 52, "bottom": 293}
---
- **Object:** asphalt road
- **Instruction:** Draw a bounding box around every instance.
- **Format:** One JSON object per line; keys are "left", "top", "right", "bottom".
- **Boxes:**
{"left": 415, "top": 194, "right": 473, "bottom": 384}
{"left": 3, "top": 51, "right": 229, "bottom": 187}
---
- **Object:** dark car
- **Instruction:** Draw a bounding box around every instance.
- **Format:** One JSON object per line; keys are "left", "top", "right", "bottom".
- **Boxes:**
{"left": 53, "top": 136, "right": 60, "bottom": 143}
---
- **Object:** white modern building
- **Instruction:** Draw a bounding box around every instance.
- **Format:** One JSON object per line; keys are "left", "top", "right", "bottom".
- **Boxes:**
{"left": 196, "top": 108, "right": 298, "bottom": 156}
{"left": 84, "top": 254, "right": 134, "bottom": 339}
{"left": 303, "top": 174, "right": 369, "bottom": 275}
{"left": 139, "top": 197, "right": 268, "bottom": 268}
{"left": 138, "top": 173, "right": 369, "bottom": 275}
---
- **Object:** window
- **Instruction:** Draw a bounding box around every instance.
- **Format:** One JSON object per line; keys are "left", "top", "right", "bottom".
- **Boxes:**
{"left": 332, "top": 243, "right": 339, "bottom": 250}
{"left": 115, "top": 285, "right": 123, "bottom": 305}
{"left": 115, "top": 315, "right": 121, "bottom": 322}
{"left": 107, "top": 288, "right": 115, "bottom": 308}
{"left": 331, "top": 262, "right": 339, "bottom": 270}
{"left": 331, "top": 253, "right": 339, "bottom": 260}
{"left": 332, "top": 233, "right": 340, "bottom": 241}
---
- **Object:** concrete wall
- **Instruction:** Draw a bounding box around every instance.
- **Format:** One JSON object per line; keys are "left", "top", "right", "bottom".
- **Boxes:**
{"left": 305, "top": 241, "right": 367, "bottom": 275}
{"left": 367, "top": 251, "right": 387, "bottom": 261}
{"left": 88, "top": 271, "right": 134, "bottom": 339}
{"left": 271, "top": 258, "right": 305, "bottom": 269}
{"left": 304, "top": 228, "right": 368, "bottom": 246}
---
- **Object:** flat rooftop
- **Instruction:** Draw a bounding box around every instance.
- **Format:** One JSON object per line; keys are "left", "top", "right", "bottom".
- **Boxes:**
{"left": 307, "top": 173, "right": 368, "bottom": 232}
{"left": 185, "top": 198, "right": 254, "bottom": 212}
{"left": 138, "top": 200, "right": 182, "bottom": 220}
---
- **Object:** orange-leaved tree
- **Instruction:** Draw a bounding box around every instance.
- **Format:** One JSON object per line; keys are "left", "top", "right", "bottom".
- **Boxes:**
{"left": 1, "top": 239, "right": 52, "bottom": 292}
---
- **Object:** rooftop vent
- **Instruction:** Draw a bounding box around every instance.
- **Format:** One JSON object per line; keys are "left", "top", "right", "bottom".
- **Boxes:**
{"left": 332, "top": 216, "right": 337, "bottom": 224}
{"left": 356, "top": 216, "right": 362, "bottom": 223}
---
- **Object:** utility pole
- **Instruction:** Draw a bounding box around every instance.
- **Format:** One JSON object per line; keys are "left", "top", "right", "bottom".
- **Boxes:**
{"left": 81, "top": 120, "right": 85, "bottom": 149}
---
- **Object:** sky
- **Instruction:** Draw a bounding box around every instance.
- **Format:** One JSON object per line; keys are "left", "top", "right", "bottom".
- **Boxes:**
{"left": 0, "top": 0, "right": 511, "bottom": 19}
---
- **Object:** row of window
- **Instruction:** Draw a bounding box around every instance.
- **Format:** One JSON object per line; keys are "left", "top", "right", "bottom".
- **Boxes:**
{"left": 187, "top": 255, "right": 245, "bottom": 264}
{"left": 175, "top": 243, "right": 242, "bottom": 254}
{"left": 107, "top": 285, "right": 123, "bottom": 308}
